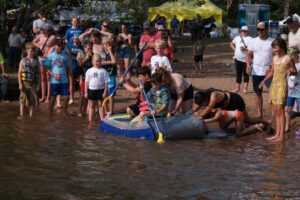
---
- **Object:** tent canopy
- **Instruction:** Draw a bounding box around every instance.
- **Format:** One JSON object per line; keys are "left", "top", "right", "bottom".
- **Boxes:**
{"left": 148, "top": 0, "right": 225, "bottom": 27}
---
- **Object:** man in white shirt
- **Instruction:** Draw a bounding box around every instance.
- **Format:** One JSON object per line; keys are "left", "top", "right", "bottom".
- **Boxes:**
{"left": 32, "top": 10, "right": 53, "bottom": 35}
{"left": 284, "top": 15, "right": 300, "bottom": 55}
{"left": 246, "top": 22, "right": 273, "bottom": 118}
{"left": 284, "top": 15, "right": 300, "bottom": 117}
{"left": 7, "top": 26, "right": 25, "bottom": 69}
{"left": 230, "top": 25, "right": 252, "bottom": 93}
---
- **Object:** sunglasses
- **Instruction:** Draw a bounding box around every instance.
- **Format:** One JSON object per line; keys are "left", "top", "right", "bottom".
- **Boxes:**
{"left": 102, "top": 25, "right": 108, "bottom": 27}
{"left": 257, "top": 28, "right": 265, "bottom": 31}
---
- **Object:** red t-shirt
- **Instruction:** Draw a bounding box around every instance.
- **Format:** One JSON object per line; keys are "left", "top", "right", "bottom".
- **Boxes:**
{"left": 139, "top": 33, "right": 159, "bottom": 66}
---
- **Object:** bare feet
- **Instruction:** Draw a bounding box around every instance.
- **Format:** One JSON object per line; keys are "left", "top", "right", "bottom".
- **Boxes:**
{"left": 255, "top": 123, "right": 265, "bottom": 132}
{"left": 39, "top": 98, "right": 46, "bottom": 103}
{"left": 266, "top": 135, "right": 278, "bottom": 141}
{"left": 272, "top": 137, "right": 285, "bottom": 142}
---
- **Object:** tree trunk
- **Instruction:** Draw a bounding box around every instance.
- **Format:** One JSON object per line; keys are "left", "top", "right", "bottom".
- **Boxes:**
{"left": 283, "top": 0, "right": 291, "bottom": 18}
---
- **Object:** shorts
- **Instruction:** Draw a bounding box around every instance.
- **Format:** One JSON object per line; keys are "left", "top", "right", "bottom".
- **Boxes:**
{"left": 170, "top": 85, "right": 194, "bottom": 101}
{"left": 128, "top": 103, "right": 140, "bottom": 116}
{"left": 117, "top": 47, "right": 131, "bottom": 59}
{"left": 194, "top": 55, "right": 203, "bottom": 62}
{"left": 88, "top": 89, "right": 104, "bottom": 101}
{"left": 286, "top": 97, "right": 300, "bottom": 107}
{"left": 72, "top": 66, "right": 80, "bottom": 78}
{"left": 50, "top": 83, "right": 69, "bottom": 97}
{"left": 252, "top": 75, "right": 265, "bottom": 94}
{"left": 19, "top": 87, "right": 38, "bottom": 107}
{"left": 79, "top": 75, "right": 85, "bottom": 96}
{"left": 171, "top": 28, "right": 179, "bottom": 35}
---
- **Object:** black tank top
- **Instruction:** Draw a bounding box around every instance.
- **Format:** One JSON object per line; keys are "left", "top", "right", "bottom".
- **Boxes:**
{"left": 213, "top": 91, "right": 228, "bottom": 109}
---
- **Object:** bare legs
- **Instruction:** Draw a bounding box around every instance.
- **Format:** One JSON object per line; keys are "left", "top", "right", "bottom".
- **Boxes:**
{"left": 267, "top": 104, "right": 285, "bottom": 142}
{"left": 49, "top": 95, "right": 69, "bottom": 116}
{"left": 254, "top": 93, "right": 263, "bottom": 118}
{"left": 88, "top": 100, "right": 104, "bottom": 122}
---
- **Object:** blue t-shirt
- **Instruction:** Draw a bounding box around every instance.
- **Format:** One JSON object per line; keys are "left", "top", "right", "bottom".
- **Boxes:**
{"left": 67, "top": 42, "right": 83, "bottom": 70}
{"left": 171, "top": 18, "right": 180, "bottom": 28}
{"left": 43, "top": 51, "right": 71, "bottom": 84}
{"left": 65, "top": 27, "right": 83, "bottom": 44}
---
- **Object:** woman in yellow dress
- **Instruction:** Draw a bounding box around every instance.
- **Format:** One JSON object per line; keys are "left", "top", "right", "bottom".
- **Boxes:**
{"left": 259, "top": 38, "right": 297, "bottom": 142}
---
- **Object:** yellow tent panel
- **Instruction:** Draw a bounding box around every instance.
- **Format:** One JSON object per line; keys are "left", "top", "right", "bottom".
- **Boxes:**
{"left": 149, "top": 0, "right": 226, "bottom": 28}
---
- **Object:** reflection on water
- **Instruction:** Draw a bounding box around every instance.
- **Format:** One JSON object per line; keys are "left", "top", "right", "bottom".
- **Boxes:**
{"left": 1, "top": 105, "right": 300, "bottom": 199}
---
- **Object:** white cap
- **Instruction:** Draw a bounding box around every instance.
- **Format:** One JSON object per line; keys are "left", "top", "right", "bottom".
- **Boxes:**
{"left": 241, "top": 26, "right": 249, "bottom": 31}
{"left": 284, "top": 14, "right": 300, "bottom": 24}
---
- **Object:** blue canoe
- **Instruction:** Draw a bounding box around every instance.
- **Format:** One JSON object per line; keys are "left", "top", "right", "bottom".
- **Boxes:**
{"left": 99, "top": 113, "right": 208, "bottom": 141}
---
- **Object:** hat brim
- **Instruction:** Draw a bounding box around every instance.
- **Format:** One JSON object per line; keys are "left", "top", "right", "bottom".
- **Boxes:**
{"left": 283, "top": 19, "right": 294, "bottom": 24}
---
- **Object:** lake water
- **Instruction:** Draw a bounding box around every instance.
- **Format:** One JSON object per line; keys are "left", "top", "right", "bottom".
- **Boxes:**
{"left": 1, "top": 105, "right": 300, "bottom": 200}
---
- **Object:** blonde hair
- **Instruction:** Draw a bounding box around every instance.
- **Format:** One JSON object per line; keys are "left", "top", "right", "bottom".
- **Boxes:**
{"left": 155, "top": 40, "right": 165, "bottom": 49}
{"left": 25, "top": 42, "right": 35, "bottom": 49}
{"left": 93, "top": 54, "right": 101, "bottom": 62}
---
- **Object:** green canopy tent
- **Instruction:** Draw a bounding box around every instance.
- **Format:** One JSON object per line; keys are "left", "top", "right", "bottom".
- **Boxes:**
{"left": 148, "top": 0, "right": 226, "bottom": 28}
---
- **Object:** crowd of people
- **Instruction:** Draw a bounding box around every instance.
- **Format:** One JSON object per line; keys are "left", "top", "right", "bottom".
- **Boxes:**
{"left": 230, "top": 15, "right": 300, "bottom": 141}
{"left": 0, "top": 11, "right": 300, "bottom": 142}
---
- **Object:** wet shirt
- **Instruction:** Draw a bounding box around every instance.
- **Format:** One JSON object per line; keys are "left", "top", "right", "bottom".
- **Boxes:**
{"left": 43, "top": 51, "right": 71, "bottom": 84}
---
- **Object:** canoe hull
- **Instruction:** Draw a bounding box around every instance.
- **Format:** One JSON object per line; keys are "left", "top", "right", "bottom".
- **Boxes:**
{"left": 99, "top": 114, "right": 206, "bottom": 141}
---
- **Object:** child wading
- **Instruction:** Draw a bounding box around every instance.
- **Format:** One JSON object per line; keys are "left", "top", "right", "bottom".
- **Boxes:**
{"left": 259, "top": 38, "right": 297, "bottom": 142}
{"left": 77, "top": 42, "right": 93, "bottom": 117}
{"left": 18, "top": 43, "right": 40, "bottom": 117}
{"left": 43, "top": 38, "right": 72, "bottom": 115}
{"left": 130, "top": 73, "right": 170, "bottom": 124}
{"left": 285, "top": 48, "right": 300, "bottom": 132}
{"left": 101, "top": 38, "right": 117, "bottom": 117}
{"left": 85, "top": 54, "right": 109, "bottom": 122}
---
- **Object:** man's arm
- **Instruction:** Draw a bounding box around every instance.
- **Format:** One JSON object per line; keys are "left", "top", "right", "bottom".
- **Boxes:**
{"left": 246, "top": 50, "right": 253, "bottom": 75}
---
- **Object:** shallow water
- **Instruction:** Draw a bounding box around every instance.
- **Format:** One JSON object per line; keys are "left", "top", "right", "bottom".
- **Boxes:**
{"left": 1, "top": 106, "right": 300, "bottom": 200}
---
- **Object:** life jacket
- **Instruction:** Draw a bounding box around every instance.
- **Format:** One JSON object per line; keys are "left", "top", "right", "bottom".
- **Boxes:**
{"left": 21, "top": 57, "right": 39, "bottom": 83}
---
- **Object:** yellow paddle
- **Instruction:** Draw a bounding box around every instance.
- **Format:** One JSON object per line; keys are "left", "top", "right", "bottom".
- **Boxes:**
{"left": 140, "top": 80, "right": 165, "bottom": 144}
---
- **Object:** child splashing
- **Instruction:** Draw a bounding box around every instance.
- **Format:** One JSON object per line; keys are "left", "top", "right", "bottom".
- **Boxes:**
{"left": 259, "top": 38, "right": 297, "bottom": 142}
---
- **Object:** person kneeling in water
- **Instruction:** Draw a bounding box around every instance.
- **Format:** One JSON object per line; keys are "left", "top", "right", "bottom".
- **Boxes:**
{"left": 203, "top": 108, "right": 265, "bottom": 137}
{"left": 130, "top": 73, "right": 170, "bottom": 124}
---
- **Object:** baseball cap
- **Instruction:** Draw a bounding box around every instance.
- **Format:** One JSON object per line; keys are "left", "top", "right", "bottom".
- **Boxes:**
{"left": 241, "top": 26, "right": 248, "bottom": 31}
{"left": 284, "top": 15, "right": 299, "bottom": 24}
{"left": 143, "top": 21, "right": 151, "bottom": 29}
